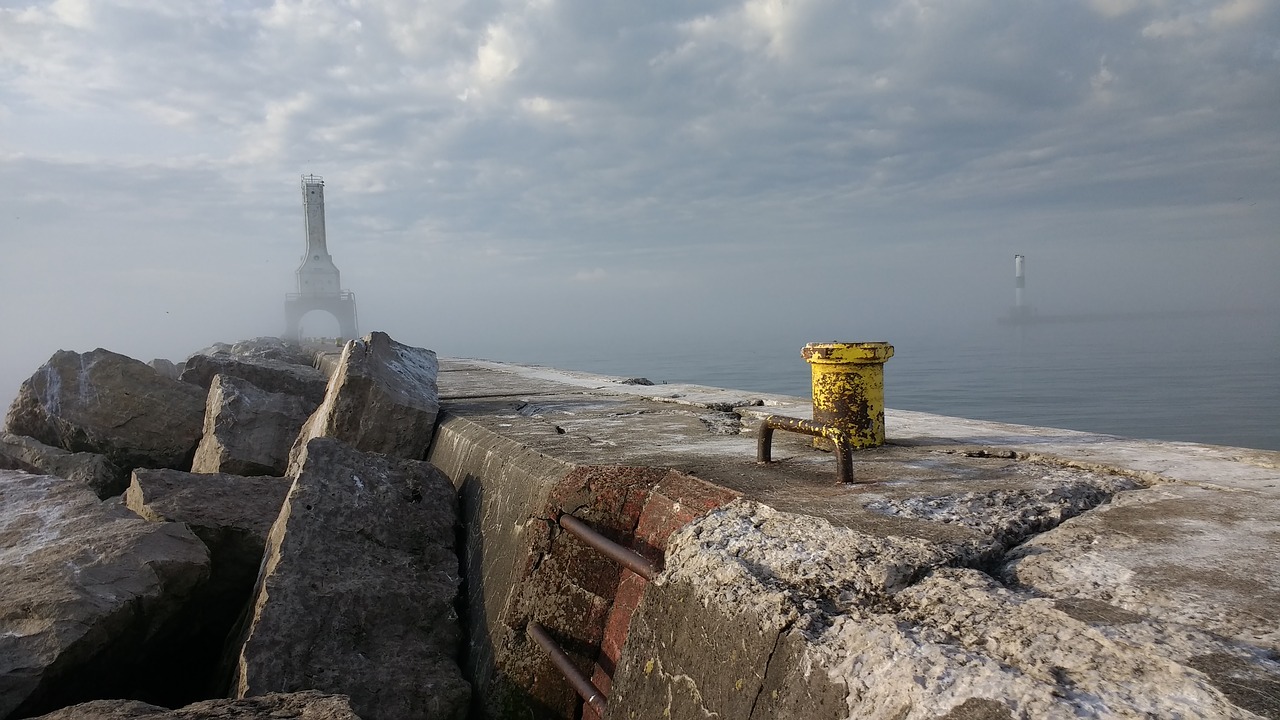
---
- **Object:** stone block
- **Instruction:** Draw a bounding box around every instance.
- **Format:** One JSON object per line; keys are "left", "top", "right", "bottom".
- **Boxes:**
{"left": 181, "top": 354, "right": 328, "bottom": 406}
{"left": 289, "top": 332, "right": 440, "bottom": 463}
{"left": 0, "top": 431, "right": 126, "bottom": 498}
{"left": 0, "top": 470, "right": 210, "bottom": 719}
{"left": 126, "top": 468, "right": 290, "bottom": 608}
{"left": 149, "top": 359, "right": 179, "bottom": 381}
{"left": 192, "top": 375, "right": 313, "bottom": 477}
{"left": 30, "top": 690, "right": 362, "bottom": 719}
{"left": 231, "top": 438, "right": 468, "bottom": 720}
{"left": 5, "top": 349, "right": 207, "bottom": 472}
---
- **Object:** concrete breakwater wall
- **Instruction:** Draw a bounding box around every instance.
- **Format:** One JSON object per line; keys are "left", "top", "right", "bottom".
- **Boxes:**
{"left": 430, "top": 359, "right": 1280, "bottom": 720}
{"left": 2, "top": 334, "right": 1278, "bottom": 719}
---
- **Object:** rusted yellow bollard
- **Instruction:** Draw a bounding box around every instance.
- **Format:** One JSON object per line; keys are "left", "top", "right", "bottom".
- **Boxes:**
{"left": 802, "top": 342, "right": 895, "bottom": 449}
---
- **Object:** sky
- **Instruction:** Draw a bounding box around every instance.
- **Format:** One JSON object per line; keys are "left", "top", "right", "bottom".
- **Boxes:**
{"left": 1, "top": 0, "right": 1278, "bottom": 414}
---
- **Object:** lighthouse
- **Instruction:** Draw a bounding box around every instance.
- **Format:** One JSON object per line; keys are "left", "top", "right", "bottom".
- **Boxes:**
{"left": 1015, "top": 254, "right": 1025, "bottom": 313}
{"left": 284, "top": 175, "right": 358, "bottom": 341}
{"left": 297, "top": 175, "right": 342, "bottom": 296}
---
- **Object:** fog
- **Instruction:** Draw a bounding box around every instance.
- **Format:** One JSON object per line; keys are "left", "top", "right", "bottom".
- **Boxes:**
{"left": 2, "top": 1, "right": 1278, "bottom": 438}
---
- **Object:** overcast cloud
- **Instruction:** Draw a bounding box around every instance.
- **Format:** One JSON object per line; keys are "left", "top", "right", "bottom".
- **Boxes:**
{"left": 1, "top": 0, "right": 1278, "bottom": 406}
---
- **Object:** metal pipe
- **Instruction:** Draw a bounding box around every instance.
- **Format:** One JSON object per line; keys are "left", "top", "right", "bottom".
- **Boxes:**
{"left": 527, "top": 621, "right": 608, "bottom": 716}
{"left": 558, "top": 514, "right": 659, "bottom": 581}
{"left": 756, "top": 414, "right": 855, "bottom": 483}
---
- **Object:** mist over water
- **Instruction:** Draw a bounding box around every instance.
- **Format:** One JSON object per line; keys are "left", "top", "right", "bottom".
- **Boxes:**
{"left": 491, "top": 310, "right": 1280, "bottom": 452}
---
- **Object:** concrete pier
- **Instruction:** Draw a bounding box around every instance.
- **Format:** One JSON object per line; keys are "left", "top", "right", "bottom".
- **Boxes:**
{"left": 427, "top": 359, "right": 1280, "bottom": 720}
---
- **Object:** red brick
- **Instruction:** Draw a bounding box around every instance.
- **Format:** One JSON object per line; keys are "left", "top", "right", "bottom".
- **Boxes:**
{"left": 653, "top": 470, "right": 741, "bottom": 514}
{"left": 591, "top": 662, "right": 613, "bottom": 696}
{"left": 600, "top": 570, "right": 649, "bottom": 663}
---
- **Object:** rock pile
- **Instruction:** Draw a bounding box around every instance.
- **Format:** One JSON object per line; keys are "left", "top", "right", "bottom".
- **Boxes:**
{"left": 0, "top": 334, "right": 468, "bottom": 720}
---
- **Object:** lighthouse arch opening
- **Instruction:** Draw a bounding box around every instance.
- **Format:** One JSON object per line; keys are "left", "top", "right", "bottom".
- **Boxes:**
{"left": 297, "top": 309, "right": 342, "bottom": 343}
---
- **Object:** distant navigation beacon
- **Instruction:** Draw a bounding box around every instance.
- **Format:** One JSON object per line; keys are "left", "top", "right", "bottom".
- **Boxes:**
{"left": 284, "top": 174, "right": 358, "bottom": 340}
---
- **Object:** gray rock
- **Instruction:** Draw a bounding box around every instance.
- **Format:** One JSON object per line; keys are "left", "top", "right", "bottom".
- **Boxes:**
{"left": 186, "top": 338, "right": 316, "bottom": 368}
{"left": 192, "top": 375, "right": 314, "bottom": 477}
{"left": 231, "top": 438, "right": 469, "bottom": 720}
{"left": 126, "top": 468, "right": 291, "bottom": 602}
{"left": 0, "top": 431, "right": 127, "bottom": 498}
{"left": 149, "top": 359, "right": 180, "bottom": 381}
{"left": 0, "top": 452, "right": 40, "bottom": 474}
{"left": 226, "top": 338, "right": 319, "bottom": 367}
{"left": 31, "top": 691, "right": 362, "bottom": 719}
{"left": 4, "top": 349, "right": 207, "bottom": 472}
{"left": 289, "top": 332, "right": 440, "bottom": 464}
{"left": 125, "top": 469, "right": 293, "bottom": 700}
{"left": 0, "top": 470, "right": 211, "bottom": 719}
{"left": 181, "top": 354, "right": 328, "bottom": 406}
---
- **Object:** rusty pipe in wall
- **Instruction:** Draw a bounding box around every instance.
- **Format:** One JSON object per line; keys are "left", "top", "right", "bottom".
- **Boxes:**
{"left": 527, "top": 621, "right": 608, "bottom": 715}
{"left": 757, "top": 414, "right": 854, "bottom": 483}
{"left": 558, "top": 513, "right": 659, "bottom": 581}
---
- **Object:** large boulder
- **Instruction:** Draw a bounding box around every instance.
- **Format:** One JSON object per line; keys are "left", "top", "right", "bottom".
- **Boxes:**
{"left": 125, "top": 468, "right": 290, "bottom": 551}
{"left": 4, "top": 349, "right": 207, "bottom": 472}
{"left": 180, "top": 355, "right": 327, "bottom": 406}
{"left": 290, "top": 332, "right": 440, "bottom": 463}
{"left": 126, "top": 467, "right": 291, "bottom": 605}
{"left": 0, "top": 431, "right": 127, "bottom": 498}
{"left": 124, "top": 469, "right": 293, "bottom": 702}
{"left": 127, "top": 469, "right": 290, "bottom": 611}
{"left": 231, "top": 438, "right": 469, "bottom": 720}
{"left": 0, "top": 470, "right": 211, "bottom": 719}
{"left": 31, "top": 691, "right": 362, "bottom": 719}
{"left": 192, "top": 375, "right": 313, "bottom": 477}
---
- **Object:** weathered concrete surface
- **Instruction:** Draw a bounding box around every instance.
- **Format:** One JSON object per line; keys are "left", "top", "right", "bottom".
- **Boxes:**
{"left": 31, "top": 691, "right": 362, "bottom": 719}
{"left": 290, "top": 333, "right": 440, "bottom": 462}
{"left": 609, "top": 501, "right": 1279, "bottom": 719}
{"left": 231, "top": 438, "right": 469, "bottom": 720}
{"left": 426, "top": 385, "right": 741, "bottom": 720}
{"left": 192, "top": 375, "right": 313, "bottom": 477}
{"left": 1004, "top": 481, "right": 1280, "bottom": 651}
{"left": 430, "top": 359, "right": 1280, "bottom": 720}
{"left": 4, "top": 349, "right": 207, "bottom": 472}
{"left": 181, "top": 353, "right": 328, "bottom": 406}
{"left": 0, "top": 431, "right": 126, "bottom": 498}
{"left": 0, "top": 470, "right": 211, "bottom": 719}
{"left": 425, "top": 415, "right": 577, "bottom": 718}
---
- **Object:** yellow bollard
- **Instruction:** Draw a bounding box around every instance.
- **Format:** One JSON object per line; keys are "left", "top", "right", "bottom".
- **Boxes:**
{"left": 802, "top": 342, "right": 894, "bottom": 449}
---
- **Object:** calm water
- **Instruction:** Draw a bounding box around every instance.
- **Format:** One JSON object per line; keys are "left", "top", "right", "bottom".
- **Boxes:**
{"left": 494, "top": 312, "right": 1280, "bottom": 452}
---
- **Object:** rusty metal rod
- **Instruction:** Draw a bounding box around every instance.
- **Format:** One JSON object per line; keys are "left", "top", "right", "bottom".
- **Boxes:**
{"left": 527, "top": 621, "right": 608, "bottom": 716}
{"left": 757, "top": 414, "right": 856, "bottom": 484}
{"left": 558, "top": 513, "right": 659, "bottom": 581}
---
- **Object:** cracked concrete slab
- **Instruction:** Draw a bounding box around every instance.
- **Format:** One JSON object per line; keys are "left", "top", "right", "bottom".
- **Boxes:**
{"left": 609, "top": 500, "right": 1280, "bottom": 720}
{"left": 1003, "top": 482, "right": 1280, "bottom": 651}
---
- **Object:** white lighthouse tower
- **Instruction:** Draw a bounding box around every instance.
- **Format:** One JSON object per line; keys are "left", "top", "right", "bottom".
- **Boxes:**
{"left": 297, "top": 175, "right": 342, "bottom": 296}
{"left": 284, "top": 175, "right": 358, "bottom": 340}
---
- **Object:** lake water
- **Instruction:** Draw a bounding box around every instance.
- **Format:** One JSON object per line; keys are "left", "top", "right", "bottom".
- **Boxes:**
{"left": 488, "top": 312, "right": 1280, "bottom": 452}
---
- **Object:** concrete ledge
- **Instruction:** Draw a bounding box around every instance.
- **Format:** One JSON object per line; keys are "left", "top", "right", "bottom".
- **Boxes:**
{"left": 432, "top": 358, "right": 1280, "bottom": 720}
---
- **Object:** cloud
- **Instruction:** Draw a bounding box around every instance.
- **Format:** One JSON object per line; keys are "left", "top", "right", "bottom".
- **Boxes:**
{"left": 0, "top": 0, "right": 1276, "bottom": 396}
{"left": 573, "top": 267, "right": 608, "bottom": 283}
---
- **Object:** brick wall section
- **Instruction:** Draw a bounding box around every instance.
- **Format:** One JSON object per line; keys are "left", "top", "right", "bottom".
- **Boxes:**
{"left": 580, "top": 471, "right": 740, "bottom": 720}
